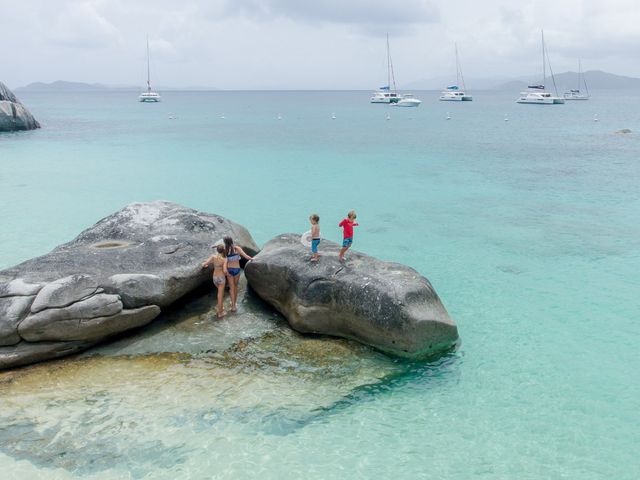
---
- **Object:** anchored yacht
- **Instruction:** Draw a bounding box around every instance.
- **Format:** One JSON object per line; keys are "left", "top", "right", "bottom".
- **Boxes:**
{"left": 139, "top": 37, "right": 160, "bottom": 102}
{"left": 371, "top": 34, "right": 421, "bottom": 106}
{"left": 563, "top": 60, "right": 590, "bottom": 100}
{"left": 439, "top": 44, "right": 473, "bottom": 101}
{"left": 517, "top": 30, "right": 564, "bottom": 105}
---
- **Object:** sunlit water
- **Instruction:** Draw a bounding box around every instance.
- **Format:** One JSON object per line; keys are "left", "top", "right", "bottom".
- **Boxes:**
{"left": 1, "top": 90, "right": 639, "bottom": 479}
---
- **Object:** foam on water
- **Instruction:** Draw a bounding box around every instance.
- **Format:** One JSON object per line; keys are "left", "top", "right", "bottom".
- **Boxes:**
{"left": 0, "top": 90, "right": 639, "bottom": 478}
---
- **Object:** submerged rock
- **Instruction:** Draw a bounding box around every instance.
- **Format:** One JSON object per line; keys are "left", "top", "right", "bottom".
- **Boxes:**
{"left": 245, "top": 234, "right": 459, "bottom": 359}
{"left": 0, "top": 201, "right": 258, "bottom": 369}
{"left": 0, "top": 82, "right": 40, "bottom": 132}
{"left": 0, "top": 280, "right": 409, "bottom": 475}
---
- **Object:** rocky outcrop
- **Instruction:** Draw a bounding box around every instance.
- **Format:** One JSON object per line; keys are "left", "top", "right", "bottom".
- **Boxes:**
{"left": 0, "top": 82, "right": 40, "bottom": 132}
{"left": 0, "top": 201, "right": 258, "bottom": 369}
{"left": 245, "top": 234, "right": 458, "bottom": 359}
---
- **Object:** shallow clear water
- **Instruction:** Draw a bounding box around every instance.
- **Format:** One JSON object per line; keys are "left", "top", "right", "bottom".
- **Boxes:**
{"left": 1, "top": 90, "right": 639, "bottom": 478}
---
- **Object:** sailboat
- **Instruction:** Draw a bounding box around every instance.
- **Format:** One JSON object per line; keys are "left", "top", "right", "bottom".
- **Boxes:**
{"left": 517, "top": 30, "right": 564, "bottom": 105}
{"left": 439, "top": 43, "right": 473, "bottom": 101}
{"left": 563, "top": 59, "right": 590, "bottom": 100}
{"left": 371, "top": 34, "right": 421, "bottom": 107}
{"left": 139, "top": 37, "right": 161, "bottom": 102}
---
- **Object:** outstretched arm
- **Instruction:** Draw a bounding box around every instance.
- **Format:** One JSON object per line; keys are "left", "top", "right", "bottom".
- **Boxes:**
{"left": 202, "top": 254, "right": 216, "bottom": 268}
{"left": 235, "top": 246, "right": 253, "bottom": 261}
{"left": 338, "top": 219, "right": 345, "bottom": 227}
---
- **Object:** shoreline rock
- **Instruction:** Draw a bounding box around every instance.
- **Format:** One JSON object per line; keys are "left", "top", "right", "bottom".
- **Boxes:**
{"left": 245, "top": 234, "right": 459, "bottom": 359}
{"left": 0, "top": 82, "right": 40, "bottom": 132}
{"left": 0, "top": 201, "right": 258, "bottom": 369}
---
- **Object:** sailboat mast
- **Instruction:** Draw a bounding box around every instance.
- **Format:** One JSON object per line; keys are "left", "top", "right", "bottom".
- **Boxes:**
{"left": 581, "top": 59, "right": 590, "bottom": 97}
{"left": 146, "top": 36, "right": 151, "bottom": 93}
{"left": 577, "top": 58, "right": 581, "bottom": 90}
{"left": 386, "top": 34, "right": 397, "bottom": 92}
{"left": 541, "top": 29, "right": 546, "bottom": 89}
{"left": 455, "top": 43, "right": 460, "bottom": 87}
{"left": 386, "top": 34, "right": 391, "bottom": 92}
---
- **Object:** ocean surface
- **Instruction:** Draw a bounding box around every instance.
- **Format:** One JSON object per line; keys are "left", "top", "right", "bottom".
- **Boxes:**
{"left": 1, "top": 90, "right": 639, "bottom": 479}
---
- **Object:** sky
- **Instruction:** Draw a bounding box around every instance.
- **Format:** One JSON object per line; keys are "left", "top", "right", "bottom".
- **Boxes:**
{"left": 2, "top": 0, "right": 640, "bottom": 89}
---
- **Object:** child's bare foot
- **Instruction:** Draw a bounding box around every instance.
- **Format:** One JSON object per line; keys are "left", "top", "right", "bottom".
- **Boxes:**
{"left": 217, "top": 311, "right": 226, "bottom": 319}
{"left": 230, "top": 306, "right": 237, "bottom": 312}
{"left": 310, "top": 257, "right": 318, "bottom": 262}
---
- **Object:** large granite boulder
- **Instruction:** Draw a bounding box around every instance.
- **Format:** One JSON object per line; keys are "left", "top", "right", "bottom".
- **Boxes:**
{"left": 0, "top": 201, "right": 258, "bottom": 369}
{"left": 0, "top": 82, "right": 40, "bottom": 132}
{"left": 245, "top": 234, "right": 459, "bottom": 359}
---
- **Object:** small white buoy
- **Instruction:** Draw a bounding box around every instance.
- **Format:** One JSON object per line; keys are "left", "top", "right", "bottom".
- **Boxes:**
{"left": 277, "top": 113, "right": 282, "bottom": 120}
{"left": 593, "top": 114, "right": 598, "bottom": 122}
{"left": 168, "top": 113, "right": 175, "bottom": 120}
{"left": 504, "top": 114, "right": 509, "bottom": 122}
{"left": 446, "top": 112, "right": 451, "bottom": 120}
{"left": 221, "top": 113, "right": 225, "bottom": 119}
{"left": 331, "top": 113, "right": 336, "bottom": 120}
{"left": 385, "top": 113, "right": 391, "bottom": 121}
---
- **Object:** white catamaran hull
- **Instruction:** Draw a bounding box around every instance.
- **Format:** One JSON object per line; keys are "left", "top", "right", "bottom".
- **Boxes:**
{"left": 371, "top": 92, "right": 401, "bottom": 103}
{"left": 439, "top": 95, "right": 463, "bottom": 101}
{"left": 439, "top": 93, "right": 473, "bottom": 101}
{"left": 563, "top": 93, "right": 589, "bottom": 100}
{"left": 139, "top": 93, "right": 160, "bottom": 102}
{"left": 517, "top": 93, "right": 564, "bottom": 104}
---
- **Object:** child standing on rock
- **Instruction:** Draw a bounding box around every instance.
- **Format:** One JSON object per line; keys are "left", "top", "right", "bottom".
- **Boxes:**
{"left": 338, "top": 210, "right": 359, "bottom": 262}
{"left": 309, "top": 214, "right": 321, "bottom": 262}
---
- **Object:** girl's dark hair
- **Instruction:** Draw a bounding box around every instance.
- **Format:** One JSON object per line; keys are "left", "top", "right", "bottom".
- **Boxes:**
{"left": 223, "top": 236, "right": 234, "bottom": 256}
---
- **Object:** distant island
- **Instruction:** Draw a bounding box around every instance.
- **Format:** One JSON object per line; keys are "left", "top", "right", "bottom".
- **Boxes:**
{"left": 14, "top": 71, "right": 640, "bottom": 92}
{"left": 15, "top": 80, "right": 219, "bottom": 92}
{"left": 404, "top": 70, "right": 640, "bottom": 91}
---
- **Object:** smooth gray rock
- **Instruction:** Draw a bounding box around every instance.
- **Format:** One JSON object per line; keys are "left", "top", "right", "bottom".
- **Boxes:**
{"left": 245, "top": 234, "right": 459, "bottom": 359}
{"left": 30, "top": 274, "right": 100, "bottom": 313}
{"left": 0, "top": 201, "right": 259, "bottom": 369}
{"left": 19, "top": 305, "right": 160, "bottom": 342}
{"left": 0, "top": 279, "right": 42, "bottom": 298}
{"left": 0, "top": 340, "right": 94, "bottom": 370}
{"left": 24, "top": 293, "right": 122, "bottom": 325}
{"left": 0, "top": 296, "right": 35, "bottom": 346}
{"left": 0, "top": 82, "right": 40, "bottom": 132}
{"left": 107, "top": 274, "right": 165, "bottom": 308}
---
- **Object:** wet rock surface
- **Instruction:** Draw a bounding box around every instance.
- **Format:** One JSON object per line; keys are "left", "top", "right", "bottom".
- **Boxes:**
{"left": 0, "top": 82, "right": 40, "bottom": 132}
{"left": 245, "top": 233, "right": 459, "bottom": 358}
{"left": 0, "top": 201, "right": 258, "bottom": 369}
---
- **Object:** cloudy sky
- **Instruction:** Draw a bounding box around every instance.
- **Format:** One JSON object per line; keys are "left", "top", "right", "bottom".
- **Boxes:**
{"left": 2, "top": 0, "right": 640, "bottom": 89}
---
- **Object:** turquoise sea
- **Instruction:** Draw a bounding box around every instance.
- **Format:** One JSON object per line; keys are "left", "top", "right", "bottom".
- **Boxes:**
{"left": 1, "top": 90, "right": 639, "bottom": 479}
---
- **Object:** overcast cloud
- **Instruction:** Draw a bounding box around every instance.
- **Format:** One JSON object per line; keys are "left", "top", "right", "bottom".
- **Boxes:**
{"left": 1, "top": 0, "right": 639, "bottom": 89}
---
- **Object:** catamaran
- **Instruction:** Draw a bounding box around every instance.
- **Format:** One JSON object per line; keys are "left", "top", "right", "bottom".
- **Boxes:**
{"left": 371, "top": 34, "right": 420, "bottom": 107}
{"left": 439, "top": 44, "right": 472, "bottom": 101}
{"left": 563, "top": 59, "right": 590, "bottom": 100}
{"left": 517, "top": 30, "right": 564, "bottom": 105}
{"left": 139, "top": 37, "right": 160, "bottom": 102}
